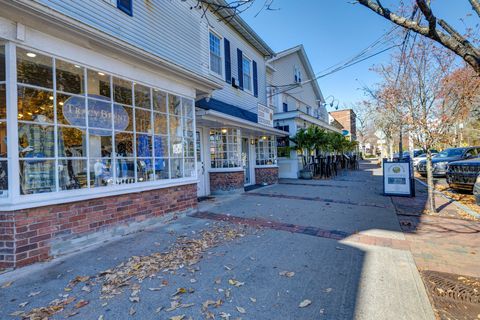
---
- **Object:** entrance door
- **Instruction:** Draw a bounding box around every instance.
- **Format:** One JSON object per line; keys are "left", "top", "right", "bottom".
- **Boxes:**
{"left": 242, "top": 138, "right": 251, "bottom": 185}
{"left": 196, "top": 129, "right": 207, "bottom": 197}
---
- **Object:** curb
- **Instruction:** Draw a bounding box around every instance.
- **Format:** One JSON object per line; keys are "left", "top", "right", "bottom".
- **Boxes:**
{"left": 414, "top": 178, "right": 480, "bottom": 219}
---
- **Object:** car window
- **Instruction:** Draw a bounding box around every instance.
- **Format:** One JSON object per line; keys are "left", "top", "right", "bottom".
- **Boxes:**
{"left": 437, "top": 148, "right": 464, "bottom": 158}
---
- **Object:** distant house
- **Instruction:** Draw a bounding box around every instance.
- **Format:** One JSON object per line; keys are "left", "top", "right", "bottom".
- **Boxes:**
{"left": 267, "top": 45, "right": 341, "bottom": 178}
{"left": 0, "top": 0, "right": 285, "bottom": 269}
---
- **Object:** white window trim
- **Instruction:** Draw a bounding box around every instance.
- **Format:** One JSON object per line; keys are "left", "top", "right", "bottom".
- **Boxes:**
{"left": 242, "top": 54, "right": 253, "bottom": 94}
{"left": 0, "top": 42, "right": 198, "bottom": 210}
{"left": 208, "top": 29, "right": 223, "bottom": 80}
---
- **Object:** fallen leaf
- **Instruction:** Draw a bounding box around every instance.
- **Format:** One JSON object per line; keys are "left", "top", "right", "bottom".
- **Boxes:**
{"left": 324, "top": 288, "right": 332, "bottom": 293}
{"left": 279, "top": 271, "right": 295, "bottom": 277}
{"left": 299, "top": 299, "right": 312, "bottom": 308}
{"left": 67, "top": 311, "right": 79, "bottom": 317}
{"left": 81, "top": 285, "right": 91, "bottom": 293}
{"left": 98, "top": 316, "right": 104, "bottom": 320}
{"left": 228, "top": 279, "right": 245, "bottom": 287}
{"left": 18, "top": 301, "right": 29, "bottom": 308}
{"left": 28, "top": 291, "right": 42, "bottom": 297}
{"left": 129, "top": 306, "right": 136, "bottom": 315}
{"left": 166, "top": 301, "right": 181, "bottom": 312}
{"left": 155, "top": 306, "right": 163, "bottom": 313}
{"left": 219, "top": 312, "right": 231, "bottom": 319}
{"left": 214, "top": 278, "right": 221, "bottom": 284}
{"left": 148, "top": 287, "right": 162, "bottom": 291}
{"left": 224, "top": 265, "right": 232, "bottom": 270}
{"left": 9, "top": 311, "right": 25, "bottom": 316}
{"left": 1, "top": 281, "right": 13, "bottom": 288}
{"left": 129, "top": 296, "right": 140, "bottom": 303}
{"left": 173, "top": 287, "right": 187, "bottom": 296}
{"left": 170, "top": 315, "right": 185, "bottom": 320}
{"left": 236, "top": 306, "right": 246, "bottom": 314}
{"left": 75, "top": 300, "right": 89, "bottom": 309}
{"left": 181, "top": 303, "right": 195, "bottom": 308}
{"left": 249, "top": 297, "right": 256, "bottom": 303}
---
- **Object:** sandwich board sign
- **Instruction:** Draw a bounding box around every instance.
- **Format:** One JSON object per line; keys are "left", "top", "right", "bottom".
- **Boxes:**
{"left": 383, "top": 159, "right": 413, "bottom": 196}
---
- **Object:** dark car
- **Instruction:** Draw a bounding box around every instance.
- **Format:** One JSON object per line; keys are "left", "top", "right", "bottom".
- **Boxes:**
{"left": 417, "top": 147, "right": 480, "bottom": 177}
{"left": 393, "top": 149, "right": 437, "bottom": 162}
{"left": 474, "top": 174, "right": 480, "bottom": 205}
{"left": 446, "top": 158, "right": 480, "bottom": 192}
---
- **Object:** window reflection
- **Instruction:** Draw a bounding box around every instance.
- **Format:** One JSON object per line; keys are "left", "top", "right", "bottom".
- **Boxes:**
{"left": 59, "top": 159, "right": 87, "bottom": 190}
{"left": 90, "top": 159, "right": 113, "bottom": 188}
{"left": 17, "top": 47, "right": 53, "bottom": 88}
{"left": 56, "top": 59, "right": 85, "bottom": 95}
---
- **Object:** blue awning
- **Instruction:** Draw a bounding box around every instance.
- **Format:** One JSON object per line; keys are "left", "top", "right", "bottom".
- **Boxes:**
{"left": 196, "top": 98, "right": 258, "bottom": 124}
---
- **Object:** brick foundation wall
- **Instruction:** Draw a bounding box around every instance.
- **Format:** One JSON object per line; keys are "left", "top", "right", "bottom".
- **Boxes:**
{"left": 255, "top": 167, "right": 279, "bottom": 185}
{"left": 0, "top": 183, "right": 197, "bottom": 269}
{"left": 209, "top": 171, "right": 244, "bottom": 194}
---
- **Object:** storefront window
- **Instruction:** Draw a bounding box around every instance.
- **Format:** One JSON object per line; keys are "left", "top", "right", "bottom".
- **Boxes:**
{"left": 209, "top": 128, "right": 241, "bottom": 168}
{"left": 14, "top": 47, "right": 194, "bottom": 196}
{"left": 0, "top": 45, "right": 7, "bottom": 197}
{"left": 256, "top": 136, "right": 277, "bottom": 166}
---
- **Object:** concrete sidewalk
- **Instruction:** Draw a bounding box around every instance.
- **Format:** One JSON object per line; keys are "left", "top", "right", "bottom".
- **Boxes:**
{"left": 0, "top": 162, "right": 435, "bottom": 320}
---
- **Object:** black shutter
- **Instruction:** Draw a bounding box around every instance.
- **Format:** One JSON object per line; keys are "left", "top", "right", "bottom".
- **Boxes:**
{"left": 224, "top": 38, "right": 231, "bottom": 84}
{"left": 117, "top": 0, "right": 133, "bottom": 16}
{"left": 237, "top": 48, "right": 243, "bottom": 90}
{"left": 252, "top": 60, "right": 258, "bottom": 97}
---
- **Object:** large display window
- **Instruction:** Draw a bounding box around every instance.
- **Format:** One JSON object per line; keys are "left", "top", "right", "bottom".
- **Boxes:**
{"left": 6, "top": 46, "right": 196, "bottom": 199}
{"left": 255, "top": 136, "right": 277, "bottom": 166}
{"left": 209, "top": 128, "right": 241, "bottom": 168}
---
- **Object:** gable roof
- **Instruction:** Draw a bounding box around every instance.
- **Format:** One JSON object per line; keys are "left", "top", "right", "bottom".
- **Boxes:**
{"left": 212, "top": 0, "right": 274, "bottom": 57}
{"left": 268, "top": 45, "right": 324, "bottom": 102}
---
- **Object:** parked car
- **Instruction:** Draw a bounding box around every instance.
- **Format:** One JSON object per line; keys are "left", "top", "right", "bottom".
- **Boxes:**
{"left": 417, "top": 147, "right": 480, "bottom": 177}
{"left": 446, "top": 158, "right": 480, "bottom": 192}
{"left": 474, "top": 174, "right": 480, "bottom": 205}
{"left": 413, "top": 152, "right": 438, "bottom": 169}
{"left": 393, "top": 149, "right": 424, "bottom": 161}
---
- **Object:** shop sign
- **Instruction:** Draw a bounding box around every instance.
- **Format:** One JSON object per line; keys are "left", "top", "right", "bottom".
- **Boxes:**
{"left": 383, "top": 160, "right": 413, "bottom": 196}
{"left": 63, "top": 95, "right": 129, "bottom": 135}
{"left": 342, "top": 129, "right": 350, "bottom": 136}
{"left": 257, "top": 103, "right": 273, "bottom": 127}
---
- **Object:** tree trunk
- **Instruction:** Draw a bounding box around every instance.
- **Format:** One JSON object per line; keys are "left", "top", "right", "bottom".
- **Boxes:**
{"left": 388, "top": 141, "right": 394, "bottom": 160}
{"left": 425, "top": 151, "right": 436, "bottom": 213}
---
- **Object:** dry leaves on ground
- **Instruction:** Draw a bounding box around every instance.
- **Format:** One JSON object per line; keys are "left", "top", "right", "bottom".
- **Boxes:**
{"left": 279, "top": 271, "right": 295, "bottom": 277}
{"left": 299, "top": 299, "right": 312, "bottom": 308}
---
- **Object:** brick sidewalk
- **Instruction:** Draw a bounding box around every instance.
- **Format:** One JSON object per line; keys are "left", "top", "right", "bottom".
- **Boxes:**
{"left": 391, "top": 182, "right": 480, "bottom": 278}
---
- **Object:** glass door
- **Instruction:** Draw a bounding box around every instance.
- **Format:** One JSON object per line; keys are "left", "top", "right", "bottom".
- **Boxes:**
{"left": 242, "top": 138, "right": 250, "bottom": 185}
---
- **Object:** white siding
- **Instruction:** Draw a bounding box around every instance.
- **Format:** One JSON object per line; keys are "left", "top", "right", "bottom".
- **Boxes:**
{"left": 269, "top": 51, "right": 328, "bottom": 121}
{"left": 31, "top": 0, "right": 268, "bottom": 114}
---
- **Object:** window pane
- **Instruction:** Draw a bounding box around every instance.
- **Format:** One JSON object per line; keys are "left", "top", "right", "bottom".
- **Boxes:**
{"left": 134, "top": 84, "right": 151, "bottom": 109}
{"left": 56, "top": 59, "right": 85, "bottom": 94}
{"left": 137, "top": 134, "right": 152, "bottom": 158}
{"left": 90, "top": 158, "right": 113, "bottom": 187}
{"left": 115, "top": 132, "right": 134, "bottom": 157}
{"left": 87, "top": 69, "right": 111, "bottom": 100}
{"left": 88, "top": 129, "right": 112, "bottom": 157}
{"left": 115, "top": 158, "right": 135, "bottom": 184}
{"left": 59, "top": 159, "right": 88, "bottom": 190}
{"left": 183, "top": 118, "right": 194, "bottom": 139}
{"left": 58, "top": 126, "right": 87, "bottom": 157}
{"left": 18, "top": 123, "right": 55, "bottom": 158}
{"left": 137, "top": 158, "right": 154, "bottom": 182}
{"left": 0, "top": 84, "right": 5, "bottom": 119}
{"left": 169, "top": 115, "right": 182, "bottom": 137}
{"left": 88, "top": 98, "right": 113, "bottom": 130}
{"left": 0, "top": 160, "right": 7, "bottom": 197}
{"left": 0, "top": 122, "right": 6, "bottom": 158}
{"left": 168, "top": 94, "right": 181, "bottom": 116}
{"left": 20, "top": 159, "right": 56, "bottom": 194}
{"left": 184, "top": 158, "right": 195, "bottom": 178}
{"left": 184, "top": 138, "right": 194, "bottom": 158}
{"left": 57, "top": 94, "right": 86, "bottom": 126}
{"left": 0, "top": 45, "right": 5, "bottom": 81}
{"left": 182, "top": 98, "right": 194, "bottom": 119}
{"left": 135, "top": 108, "right": 151, "bottom": 133}
{"left": 155, "top": 158, "right": 169, "bottom": 180}
{"left": 153, "top": 90, "right": 166, "bottom": 113}
{"left": 113, "top": 77, "right": 132, "bottom": 105}
{"left": 114, "top": 104, "right": 133, "bottom": 131}
{"left": 17, "top": 86, "right": 55, "bottom": 122}
{"left": 17, "top": 48, "right": 53, "bottom": 88}
{"left": 171, "top": 137, "right": 183, "bottom": 158}
{"left": 154, "top": 135, "right": 168, "bottom": 158}
{"left": 154, "top": 113, "right": 167, "bottom": 135}
{"left": 170, "top": 158, "right": 183, "bottom": 179}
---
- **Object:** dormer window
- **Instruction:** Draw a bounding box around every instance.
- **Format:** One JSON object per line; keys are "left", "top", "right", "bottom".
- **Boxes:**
{"left": 294, "top": 65, "right": 302, "bottom": 83}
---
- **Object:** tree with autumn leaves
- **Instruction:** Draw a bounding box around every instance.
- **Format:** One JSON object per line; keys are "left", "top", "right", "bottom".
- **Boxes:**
{"left": 365, "top": 35, "right": 480, "bottom": 212}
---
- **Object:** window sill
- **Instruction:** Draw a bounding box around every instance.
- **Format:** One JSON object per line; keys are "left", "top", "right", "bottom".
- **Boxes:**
{"left": 0, "top": 178, "right": 198, "bottom": 211}
{"left": 209, "top": 70, "right": 224, "bottom": 82}
{"left": 254, "top": 165, "right": 278, "bottom": 169}
{"left": 208, "top": 167, "right": 243, "bottom": 173}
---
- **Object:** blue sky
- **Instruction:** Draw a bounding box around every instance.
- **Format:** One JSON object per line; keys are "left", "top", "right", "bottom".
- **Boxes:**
{"left": 241, "top": 1, "right": 473, "bottom": 110}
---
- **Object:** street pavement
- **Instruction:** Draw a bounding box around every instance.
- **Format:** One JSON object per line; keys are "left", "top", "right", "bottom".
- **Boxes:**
{"left": 0, "top": 161, "right": 435, "bottom": 320}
